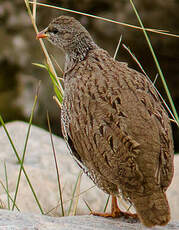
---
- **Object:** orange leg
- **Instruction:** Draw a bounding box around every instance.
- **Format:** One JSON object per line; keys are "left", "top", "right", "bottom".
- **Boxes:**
{"left": 91, "top": 195, "right": 138, "bottom": 219}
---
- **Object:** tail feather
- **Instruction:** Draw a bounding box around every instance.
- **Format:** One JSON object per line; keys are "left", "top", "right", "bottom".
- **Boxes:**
{"left": 132, "top": 191, "right": 170, "bottom": 227}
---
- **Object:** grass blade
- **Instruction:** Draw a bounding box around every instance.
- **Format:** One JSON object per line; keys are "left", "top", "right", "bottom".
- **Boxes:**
{"left": 47, "top": 112, "right": 65, "bottom": 216}
{"left": 67, "top": 171, "right": 82, "bottom": 216}
{"left": 53, "top": 96, "right": 62, "bottom": 109}
{"left": 4, "top": 162, "right": 10, "bottom": 209}
{"left": 113, "top": 35, "right": 122, "bottom": 60}
{"left": 24, "top": 0, "right": 64, "bottom": 95}
{"left": 129, "top": 0, "right": 179, "bottom": 126}
{"left": 0, "top": 180, "right": 20, "bottom": 211}
{"left": 45, "top": 65, "right": 63, "bottom": 104}
{"left": 83, "top": 199, "right": 92, "bottom": 212}
{"left": 45, "top": 185, "right": 96, "bottom": 215}
{"left": 28, "top": 1, "right": 179, "bottom": 38}
{"left": 12, "top": 83, "right": 40, "bottom": 211}
{"left": 103, "top": 194, "right": 110, "bottom": 213}
{"left": 123, "top": 44, "right": 178, "bottom": 126}
{"left": 33, "top": 63, "right": 63, "bottom": 105}
{"left": 153, "top": 73, "right": 159, "bottom": 85}
{"left": 0, "top": 114, "right": 44, "bottom": 214}
{"left": 71, "top": 171, "right": 82, "bottom": 216}
{"left": 51, "top": 55, "right": 63, "bottom": 75}
{"left": 32, "top": 0, "right": 37, "bottom": 22}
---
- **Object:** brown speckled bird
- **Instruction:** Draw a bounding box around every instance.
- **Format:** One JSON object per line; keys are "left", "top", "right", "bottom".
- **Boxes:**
{"left": 37, "top": 15, "right": 174, "bottom": 227}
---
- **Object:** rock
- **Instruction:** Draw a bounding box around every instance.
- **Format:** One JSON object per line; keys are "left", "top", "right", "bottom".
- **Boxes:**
{"left": 167, "top": 154, "right": 179, "bottom": 220}
{"left": 0, "top": 121, "right": 108, "bottom": 216}
{"left": 0, "top": 121, "right": 179, "bottom": 221}
{"left": 0, "top": 209, "right": 178, "bottom": 230}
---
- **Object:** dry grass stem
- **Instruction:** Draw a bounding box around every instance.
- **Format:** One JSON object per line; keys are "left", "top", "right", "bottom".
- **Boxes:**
{"left": 123, "top": 44, "right": 178, "bottom": 127}
{"left": 47, "top": 112, "right": 65, "bottom": 216}
{"left": 53, "top": 96, "right": 62, "bottom": 109}
{"left": 32, "top": 0, "right": 37, "bottom": 22}
{"left": 24, "top": 0, "right": 64, "bottom": 95}
{"left": 29, "top": 1, "right": 179, "bottom": 38}
{"left": 113, "top": 35, "right": 123, "bottom": 60}
{"left": 71, "top": 171, "right": 82, "bottom": 216}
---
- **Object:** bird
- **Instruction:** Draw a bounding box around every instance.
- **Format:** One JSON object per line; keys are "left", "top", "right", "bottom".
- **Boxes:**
{"left": 37, "top": 15, "right": 174, "bottom": 227}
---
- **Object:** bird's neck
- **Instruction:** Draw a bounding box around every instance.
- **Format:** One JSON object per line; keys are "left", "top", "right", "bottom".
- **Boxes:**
{"left": 64, "top": 39, "right": 98, "bottom": 72}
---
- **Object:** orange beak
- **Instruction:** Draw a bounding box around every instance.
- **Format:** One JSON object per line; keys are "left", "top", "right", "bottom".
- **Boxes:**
{"left": 36, "top": 30, "right": 48, "bottom": 39}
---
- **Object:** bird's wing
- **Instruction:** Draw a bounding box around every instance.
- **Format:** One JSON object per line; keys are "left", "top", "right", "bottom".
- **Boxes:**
{"left": 61, "top": 50, "right": 174, "bottom": 195}
{"left": 61, "top": 106, "right": 91, "bottom": 176}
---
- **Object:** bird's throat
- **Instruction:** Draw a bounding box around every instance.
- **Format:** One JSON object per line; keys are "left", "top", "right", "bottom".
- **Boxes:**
{"left": 64, "top": 40, "right": 98, "bottom": 73}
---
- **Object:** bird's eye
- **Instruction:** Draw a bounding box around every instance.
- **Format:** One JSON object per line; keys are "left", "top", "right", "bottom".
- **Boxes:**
{"left": 52, "top": 28, "right": 58, "bottom": 34}
{"left": 48, "top": 27, "right": 58, "bottom": 34}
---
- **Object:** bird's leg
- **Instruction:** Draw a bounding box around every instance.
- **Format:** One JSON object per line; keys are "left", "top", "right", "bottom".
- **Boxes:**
{"left": 91, "top": 195, "right": 138, "bottom": 219}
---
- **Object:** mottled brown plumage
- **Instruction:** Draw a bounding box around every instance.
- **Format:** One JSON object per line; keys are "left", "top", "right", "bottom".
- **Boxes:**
{"left": 37, "top": 15, "right": 174, "bottom": 227}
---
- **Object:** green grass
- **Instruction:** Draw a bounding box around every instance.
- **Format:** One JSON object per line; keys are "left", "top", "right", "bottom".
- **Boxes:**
{"left": 47, "top": 112, "right": 65, "bottom": 216}
{"left": 4, "top": 162, "right": 10, "bottom": 210}
{"left": 0, "top": 86, "right": 44, "bottom": 214}
{"left": 12, "top": 83, "right": 40, "bottom": 211}
{"left": 0, "top": 179, "right": 20, "bottom": 211}
{"left": 129, "top": 0, "right": 179, "bottom": 127}
{"left": 33, "top": 63, "right": 63, "bottom": 106}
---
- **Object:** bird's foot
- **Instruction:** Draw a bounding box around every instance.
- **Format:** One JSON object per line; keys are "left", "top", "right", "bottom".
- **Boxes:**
{"left": 91, "top": 210, "right": 138, "bottom": 219}
{"left": 91, "top": 195, "right": 138, "bottom": 220}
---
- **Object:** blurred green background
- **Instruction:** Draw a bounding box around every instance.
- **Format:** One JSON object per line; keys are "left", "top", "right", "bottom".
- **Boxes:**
{"left": 0, "top": 0, "right": 179, "bottom": 152}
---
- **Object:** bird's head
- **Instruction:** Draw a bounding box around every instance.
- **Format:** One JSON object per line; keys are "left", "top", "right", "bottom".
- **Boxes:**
{"left": 37, "top": 15, "right": 97, "bottom": 55}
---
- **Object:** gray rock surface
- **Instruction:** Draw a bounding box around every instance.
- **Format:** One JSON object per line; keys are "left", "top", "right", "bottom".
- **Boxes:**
{"left": 0, "top": 121, "right": 108, "bottom": 216}
{"left": 0, "top": 121, "right": 178, "bottom": 222}
{"left": 0, "top": 209, "right": 178, "bottom": 230}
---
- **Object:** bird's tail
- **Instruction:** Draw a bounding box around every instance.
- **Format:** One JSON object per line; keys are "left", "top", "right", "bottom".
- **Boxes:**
{"left": 132, "top": 190, "right": 170, "bottom": 227}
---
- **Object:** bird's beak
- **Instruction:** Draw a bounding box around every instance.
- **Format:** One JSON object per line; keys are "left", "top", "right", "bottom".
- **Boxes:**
{"left": 36, "top": 29, "right": 48, "bottom": 39}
